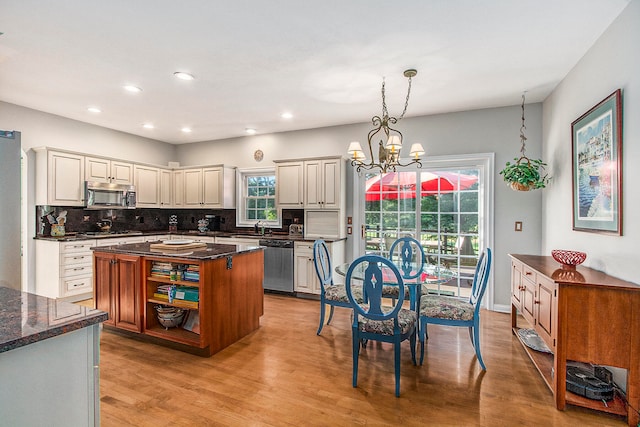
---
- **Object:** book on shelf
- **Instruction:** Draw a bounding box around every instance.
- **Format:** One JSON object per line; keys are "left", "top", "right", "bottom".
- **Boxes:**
{"left": 152, "top": 293, "right": 199, "bottom": 309}
{"left": 182, "top": 310, "right": 200, "bottom": 334}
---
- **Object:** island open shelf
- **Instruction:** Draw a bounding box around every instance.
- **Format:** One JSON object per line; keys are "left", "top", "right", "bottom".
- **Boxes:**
{"left": 93, "top": 241, "right": 264, "bottom": 356}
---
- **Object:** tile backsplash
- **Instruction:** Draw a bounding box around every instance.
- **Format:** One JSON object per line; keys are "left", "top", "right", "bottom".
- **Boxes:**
{"left": 36, "top": 206, "right": 303, "bottom": 236}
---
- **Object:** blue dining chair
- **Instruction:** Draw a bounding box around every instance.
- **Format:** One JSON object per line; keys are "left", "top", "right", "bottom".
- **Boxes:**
{"left": 313, "top": 240, "right": 363, "bottom": 335}
{"left": 345, "top": 254, "right": 417, "bottom": 397}
{"left": 386, "top": 236, "right": 425, "bottom": 309}
{"left": 418, "top": 248, "right": 492, "bottom": 370}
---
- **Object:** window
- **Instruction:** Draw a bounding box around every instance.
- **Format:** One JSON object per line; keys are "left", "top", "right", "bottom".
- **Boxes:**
{"left": 358, "top": 153, "right": 493, "bottom": 300}
{"left": 236, "top": 168, "right": 279, "bottom": 227}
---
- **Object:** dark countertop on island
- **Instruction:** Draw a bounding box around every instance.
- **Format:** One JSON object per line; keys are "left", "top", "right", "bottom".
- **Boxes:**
{"left": 91, "top": 241, "right": 264, "bottom": 260}
{"left": 0, "top": 286, "right": 108, "bottom": 354}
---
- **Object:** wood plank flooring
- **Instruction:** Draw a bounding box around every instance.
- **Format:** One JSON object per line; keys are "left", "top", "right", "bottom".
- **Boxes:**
{"left": 98, "top": 294, "right": 627, "bottom": 426}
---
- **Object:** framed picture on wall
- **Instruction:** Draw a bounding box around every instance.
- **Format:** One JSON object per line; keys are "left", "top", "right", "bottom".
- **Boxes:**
{"left": 571, "top": 89, "right": 622, "bottom": 235}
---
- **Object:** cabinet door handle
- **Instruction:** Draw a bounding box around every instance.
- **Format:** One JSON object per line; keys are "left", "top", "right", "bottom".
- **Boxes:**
{"left": 534, "top": 300, "right": 540, "bottom": 304}
{"left": 73, "top": 267, "right": 84, "bottom": 271}
{"left": 525, "top": 271, "right": 532, "bottom": 275}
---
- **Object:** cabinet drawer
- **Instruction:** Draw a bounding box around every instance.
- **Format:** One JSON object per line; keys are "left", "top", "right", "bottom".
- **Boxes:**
{"left": 61, "top": 241, "right": 95, "bottom": 254}
{"left": 522, "top": 265, "right": 536, "bottom": 283}
{"left": 61, "top": 253, "right": 93, "bottom": 266}
{"left": 61, "top": 264, "right": 93, "bottom": 277}
{"left": 63, "top": 276, "right": 93, "bottom": 295}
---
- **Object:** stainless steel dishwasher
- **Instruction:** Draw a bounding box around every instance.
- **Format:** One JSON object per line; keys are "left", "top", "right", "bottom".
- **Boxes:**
{"left": 259, "top": 239, "right": 294, "bottom": 293}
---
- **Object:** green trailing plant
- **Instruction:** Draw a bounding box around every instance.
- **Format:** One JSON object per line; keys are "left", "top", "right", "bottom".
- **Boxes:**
{"left": 499, "top": 156, "right": 550, "bottom": 191}
{"left": 500, "top": 92, "right": 551, "bottom": 191}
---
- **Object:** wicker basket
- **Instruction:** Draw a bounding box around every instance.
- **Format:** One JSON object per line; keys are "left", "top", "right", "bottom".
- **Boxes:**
{"left": 510, "top": 181, "right": 535, "bottom": 191}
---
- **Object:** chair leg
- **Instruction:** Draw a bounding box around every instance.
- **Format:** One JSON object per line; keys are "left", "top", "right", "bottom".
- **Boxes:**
{"left": 468, "top": 326, "right": 475, "bottom": 348}
{"left": 327, "top": 305, "right": 335, "bottom": 325}
{"left": 352, "top": 329, "right": 360, "bottom": 388}
{"left": 316, "top": 301, "right": 326, "bottom": 335}
{"left": 410, "top": 327, "right": 417, "bottom": 366}
{"left": 473, "top": 323, "right": 486, "bottom": 371}
{"left": 419, "top": 319, "right": 426, "bottom": 365}
{"left": 394, "top": 339, "right": 401, "bottom": 397}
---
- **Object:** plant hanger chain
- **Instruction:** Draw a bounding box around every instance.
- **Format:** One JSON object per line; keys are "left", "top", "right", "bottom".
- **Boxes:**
{"left": 519, "top": 91, "right": 528, "bottom": 160}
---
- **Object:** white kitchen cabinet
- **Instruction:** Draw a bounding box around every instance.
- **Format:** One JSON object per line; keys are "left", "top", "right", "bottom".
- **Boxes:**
{"left": 182, "top": 166, "right": 236, "bottom": 208}
{"left": 34, "top": 148, "right": 85, "bottom": 206}
{"left": 144, "top": 235, "right": 170, "bottom": 242}
{"left": 93, "top": 235, "right": 145, "bottom": 246}
{"left": 275, "top": 160, "right": 304, "bottom": 207}
{"left": 304, "top": 157, "right": 342, "bottom": 209}
{"left": 172, "top": 170, "right": 185, "bottom": 207}
{"left": 34, "top": 239, "right": 96, "bottom": 302}
{"left": 294, "top": 239, "right": 345, "bottom": 294}
{"left": 85, "top": 156, "right": 133, "bottom": 185}
{"left": 159, "top": 168, "right": 172, "bottom": 207}
{"left": 134, "top": 165, "right": 161, "bottom": 207}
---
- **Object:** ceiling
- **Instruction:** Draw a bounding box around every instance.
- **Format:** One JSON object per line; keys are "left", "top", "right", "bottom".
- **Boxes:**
{"left": 0, "top": 0, "right": 630, "bottom": 144}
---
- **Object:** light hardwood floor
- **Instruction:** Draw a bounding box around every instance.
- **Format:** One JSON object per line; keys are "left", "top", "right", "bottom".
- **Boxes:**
{"left": 97, "top": 294, "right": 626, "bottom": 426}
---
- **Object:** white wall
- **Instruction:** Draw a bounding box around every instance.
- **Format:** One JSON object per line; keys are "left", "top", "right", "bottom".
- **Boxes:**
{"left": 0, "top": 101, "right": 176, "bottom": 165}
{"left": 542, "top": 0, "right": 639, "bottom": 283}
{"left": 177, "top": 104, "right": 545, "bottom": 309}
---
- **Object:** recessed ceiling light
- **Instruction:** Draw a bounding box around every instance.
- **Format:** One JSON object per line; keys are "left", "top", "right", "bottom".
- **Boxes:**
{"left": 143, "top": 123, "right": 154, "bottom": 129}
{"left": 174, "top": 72, "right": 195, "bottom": 81}
{"left": 87, "top": 107, "right": 101, "bottom": 113}
{"left": 181, "top": 127, "right": 192, "bottom": 133}
{"left": 124, "top": 85, "right": 142, "bottom": 93}
{"left": 245, "top": 128, "right": 257, "bottom": 135}
{"left": 281, "top": 112, "right": 293, "bottom": 119}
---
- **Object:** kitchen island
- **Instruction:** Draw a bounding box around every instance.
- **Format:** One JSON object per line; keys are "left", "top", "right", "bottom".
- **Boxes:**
{"left": 92, "top": 241, "right": 264, "bottom": 356}
{"left": 0, "top": 286, "right": 107, "bottom": 426}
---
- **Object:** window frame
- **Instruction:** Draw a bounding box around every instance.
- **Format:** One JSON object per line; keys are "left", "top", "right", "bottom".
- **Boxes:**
{"left": 235, "top": 167, "right": 281, "bottom": 228}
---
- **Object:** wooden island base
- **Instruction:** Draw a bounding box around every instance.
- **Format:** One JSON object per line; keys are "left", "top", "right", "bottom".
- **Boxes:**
{"left": 94, "top": 242, "right": 264, "bottom": 357}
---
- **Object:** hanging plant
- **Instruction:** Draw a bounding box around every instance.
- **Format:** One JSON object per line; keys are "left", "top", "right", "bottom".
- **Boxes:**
{"left": 499, "top": 92, "right": 550, "bottom": 191}
{"left": 500, "top": 156, "right": 549, "bottom": 191}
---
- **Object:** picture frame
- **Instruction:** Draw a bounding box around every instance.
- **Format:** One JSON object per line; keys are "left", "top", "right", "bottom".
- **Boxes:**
{"left": 571, "top": 89, "right": 622, "bottom": 235}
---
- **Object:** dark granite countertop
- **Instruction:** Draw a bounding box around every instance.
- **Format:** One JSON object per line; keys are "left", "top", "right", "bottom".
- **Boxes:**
{"left": 91, "top": 241, "right": 265, "bottom": 260}
{"left": 34, "top": 230, "right": 345, "bottom": 243}
{"left": 0, "top": 287, "right": 108, "bottom": 354}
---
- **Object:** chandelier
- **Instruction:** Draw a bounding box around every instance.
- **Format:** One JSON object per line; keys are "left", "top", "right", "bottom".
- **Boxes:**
{"left": 347, "top": 69, "right": 425, "bottom": 173}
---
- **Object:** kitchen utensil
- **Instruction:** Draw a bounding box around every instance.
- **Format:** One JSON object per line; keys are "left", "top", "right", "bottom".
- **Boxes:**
{"left": 56, "top": 210, "right": 67, "bottom": 225}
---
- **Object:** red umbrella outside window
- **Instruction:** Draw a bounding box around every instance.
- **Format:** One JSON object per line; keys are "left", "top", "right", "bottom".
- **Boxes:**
{"left": 365, "top": 171, "right": 478, "bottom": 201}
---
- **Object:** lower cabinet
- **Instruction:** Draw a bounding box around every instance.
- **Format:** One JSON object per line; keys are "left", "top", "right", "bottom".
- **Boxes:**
{"left": 94, "top": 252, "right": 142, "bottom": 332}
{"left": 294, "top": 240, "right": 345, "bottom": 295}
{"left": 510, "top": 254, "right": 640, "bottom": 427}
{"left": 35, "top": 239, "right": 96, "bottom": 302}
{"left": 93, "top": 248, "right": 264, "bottom": 356}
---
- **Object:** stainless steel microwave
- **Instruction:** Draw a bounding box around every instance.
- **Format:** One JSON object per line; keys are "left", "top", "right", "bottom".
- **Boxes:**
{"left": 85, "top": 181, "right": 136, "bottom": 209}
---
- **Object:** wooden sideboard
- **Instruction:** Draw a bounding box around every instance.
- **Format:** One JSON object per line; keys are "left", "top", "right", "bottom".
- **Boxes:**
{"left": 509, "top": 254, "right": 640, "bottom": 426}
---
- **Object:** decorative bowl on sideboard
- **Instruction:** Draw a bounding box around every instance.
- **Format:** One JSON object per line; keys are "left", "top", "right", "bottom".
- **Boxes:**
{"left": 551, "top": 249, "right": 587, "bottom": 270}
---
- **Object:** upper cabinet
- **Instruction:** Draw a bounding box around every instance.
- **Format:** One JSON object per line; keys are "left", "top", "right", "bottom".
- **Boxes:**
{"left": 275, "top": 161, "right": 304, "bottom": 208}
{"left": 134, "top": 165, "right": 160, "bottom": 208}
{"left": 180, "top": 166, "right": 236, "bottom": 209}
{"left": 304, "top": 157, "right": 342, "bottom": 209}
{"left": 159, "top": 168, "right": 172, "bottom": 208}
{"left": 85, "top": 156, "right": 133, "bottom": 185}
{"left": 172, "top": 170, "right": 185, "bottom": 208}
{"left": 35, "top": 148, "right": 85, "bottom": 206}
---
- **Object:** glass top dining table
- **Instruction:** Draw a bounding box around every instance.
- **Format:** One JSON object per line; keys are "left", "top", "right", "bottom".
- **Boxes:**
{"left": 334, "top": 262, "right": 456, "bottom": 310}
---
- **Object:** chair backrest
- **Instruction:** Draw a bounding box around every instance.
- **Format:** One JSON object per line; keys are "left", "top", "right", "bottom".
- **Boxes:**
{"left": 388, "top": 236, "right": 425, "bottom": 281}
{"left": 313, "top": 240, "right": 333, "bottom": 291}
{"left": 345, "top": 255, "right": 404, "bottom": 322}
{"left": 469, "top": 248, "right": 492, "bottom": 308}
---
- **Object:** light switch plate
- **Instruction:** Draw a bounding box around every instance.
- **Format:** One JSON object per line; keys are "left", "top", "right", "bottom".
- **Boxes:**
{"left": 515, "top": 221, "right": 523, "bottom": 231}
